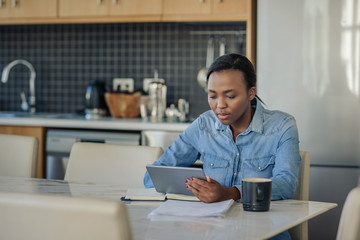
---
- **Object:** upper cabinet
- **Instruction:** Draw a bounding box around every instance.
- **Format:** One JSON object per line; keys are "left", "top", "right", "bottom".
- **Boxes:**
{"left": 0, "top": 0, "right": 57, "bottom": 19}
{"left": 59, "top": 0, "right": 108, "bottom": 17}
{"left": 163, "top": 0, "right": 249, "bottom": 21}
{"left": 163, "top": 0, "right": 211, "bottom": 16}
{"left": 59, "top": 0, "right": 162, "bottom": 22}
{"left": 1, "top": 0, "right": 253, "bottom": 23}
{"left": 109, "top": 0, "right": 162, "bottom": 17}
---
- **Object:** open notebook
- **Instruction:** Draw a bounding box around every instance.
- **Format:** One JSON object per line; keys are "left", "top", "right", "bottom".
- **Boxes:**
{"left": 122, "top": 188, "right": 200, "bottom": 202}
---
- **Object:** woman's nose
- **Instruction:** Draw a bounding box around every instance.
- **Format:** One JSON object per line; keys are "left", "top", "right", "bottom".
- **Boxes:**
{"left": 217, "top": 97, "right": 227, "bottom": 108}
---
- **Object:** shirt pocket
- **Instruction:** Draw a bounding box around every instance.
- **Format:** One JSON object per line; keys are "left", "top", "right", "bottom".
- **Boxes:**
{"left": 201, "top": 152, "right": 230, "bottom": 186}
{"left": 242, "top": 155, "right": 275, "bottom": 179}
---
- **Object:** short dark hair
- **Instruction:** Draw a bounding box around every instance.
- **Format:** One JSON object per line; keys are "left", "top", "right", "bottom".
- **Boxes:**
{"left": 207, "top": 53, "right": 263, "bottom": 103}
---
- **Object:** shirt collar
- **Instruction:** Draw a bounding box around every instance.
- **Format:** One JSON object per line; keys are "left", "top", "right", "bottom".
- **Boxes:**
{"left": 215, "top": 97, "right": 264, "bottom": 134}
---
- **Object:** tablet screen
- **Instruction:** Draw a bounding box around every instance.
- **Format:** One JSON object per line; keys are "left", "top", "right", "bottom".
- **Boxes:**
{"left": 146, "top": 165, "right": 206, "bottom": 196}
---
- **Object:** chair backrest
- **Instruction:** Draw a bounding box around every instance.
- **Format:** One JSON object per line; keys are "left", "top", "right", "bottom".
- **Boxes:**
{"left": 293, "top": 150, "right": 311, "bottom": 200}
{"left": 336, "top": 186, "right": 360, "bottom": 240}
{"left": 0, "top": 134, "right": 39, "bottom": 178}
{"left": 0, "top": 191, "right": 131, "bottom": 240}
{"left": 64, "top": 142, "right": 163, "bottom": 187}
{"left": 289, "top": 150, "right": 311, "bottom": 240}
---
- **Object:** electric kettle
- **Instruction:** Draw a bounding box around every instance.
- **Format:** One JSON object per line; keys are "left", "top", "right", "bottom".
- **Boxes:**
{"left": 85, "top": 80, "right": 107, "bottom": 119}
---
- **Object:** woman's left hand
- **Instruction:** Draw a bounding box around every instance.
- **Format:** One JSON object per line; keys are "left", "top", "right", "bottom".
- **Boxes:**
{"left": 185, "top": 175, "right": 240, "bottom": 203}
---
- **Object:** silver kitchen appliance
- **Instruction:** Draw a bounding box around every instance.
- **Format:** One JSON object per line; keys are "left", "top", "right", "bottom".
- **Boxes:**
{"left": 257, "top": 1, "right": 360, "bottom": 239}
{"left": 148, "top": 71, "right": 167, "bottom": 121}
{"left": 46, "top": 129, "right": 140, "bottom": 180}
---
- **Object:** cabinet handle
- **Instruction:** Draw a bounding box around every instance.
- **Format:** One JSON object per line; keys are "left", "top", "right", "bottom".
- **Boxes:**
{"left": 12, "top": 0, "right": 17, "bottom": 7}
{"left": 113, "top": 0, "right": 118, "bottom": 4}
{"left": 0, "top": 0, "right": 4, "bottom": 8}
{"left": 200, "top": 0, "right": 204, "bottom": 3}
{"left": 97, "top": 0, "right": 102, "bottom": 5}
{"left": 218, "top": 0, "right": 222, "bottom": 2}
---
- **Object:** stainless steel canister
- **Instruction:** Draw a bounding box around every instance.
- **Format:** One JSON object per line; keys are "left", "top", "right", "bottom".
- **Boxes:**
{"left": 148, "top": 81, "right": 167, "bottom": 121}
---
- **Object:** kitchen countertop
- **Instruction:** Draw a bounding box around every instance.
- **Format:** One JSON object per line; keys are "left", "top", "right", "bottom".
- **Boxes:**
{"left": 0, "top": 112, "right": 191, "bottom": 132}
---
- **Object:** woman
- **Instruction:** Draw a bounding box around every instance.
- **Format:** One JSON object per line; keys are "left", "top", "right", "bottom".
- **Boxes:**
{"left": 144, "top": 53, "right": 301, "bottom": 204}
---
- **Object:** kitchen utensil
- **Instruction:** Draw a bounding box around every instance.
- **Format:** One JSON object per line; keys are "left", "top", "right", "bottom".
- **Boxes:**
{"left": 197, "top": 38, "right": 214, "bottom": 92}
{"left": 219, "top": 38, "right": 226, "bottom": 56}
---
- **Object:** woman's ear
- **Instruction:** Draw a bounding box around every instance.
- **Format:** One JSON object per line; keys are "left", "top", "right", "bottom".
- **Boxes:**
{"left": 248, "top": 87, "right": 256, "bottom": 100}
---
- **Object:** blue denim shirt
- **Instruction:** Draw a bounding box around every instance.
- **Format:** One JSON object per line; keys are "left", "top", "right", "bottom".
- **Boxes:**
{"left": 144, "top": 98, "right": 301, "bottom": 201}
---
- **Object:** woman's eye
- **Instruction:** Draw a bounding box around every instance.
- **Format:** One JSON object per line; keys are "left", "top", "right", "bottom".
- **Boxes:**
{"left": 208, "top": 95, "right": 216, "bottom": 99}
{"left": 227, "top": 95, "right": 236, "bottom": 99}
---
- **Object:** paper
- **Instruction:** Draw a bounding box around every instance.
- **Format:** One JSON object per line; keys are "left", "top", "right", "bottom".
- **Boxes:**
{"left": 123, "top": 188, "right": 200, "bottom": 201}
{"left": 148, "top": 199, "right": 234, "bottom": 218}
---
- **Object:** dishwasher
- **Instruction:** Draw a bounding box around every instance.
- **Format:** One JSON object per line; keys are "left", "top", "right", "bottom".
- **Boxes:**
{"left": 46, "top": 129, "right": 141, "bottom": 180}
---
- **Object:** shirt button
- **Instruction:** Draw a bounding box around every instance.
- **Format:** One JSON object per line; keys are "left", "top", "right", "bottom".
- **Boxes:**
{"left": 210, "top": 163, "right": 214, "bottom": 167}
{"left": 258, "top": 167, "right": 262, "bottom": 170}
{"left": 236, "top": 153, "right": 239, "bottom": 156}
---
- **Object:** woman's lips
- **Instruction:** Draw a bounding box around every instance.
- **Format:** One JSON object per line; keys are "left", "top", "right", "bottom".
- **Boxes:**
{"left": 218, "top": 113, "right": 230, "bottom": 120}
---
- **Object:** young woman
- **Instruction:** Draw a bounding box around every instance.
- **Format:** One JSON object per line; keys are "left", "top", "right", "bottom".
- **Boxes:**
{"left": 144, "top": 53, "right": 301, "bottom": 205}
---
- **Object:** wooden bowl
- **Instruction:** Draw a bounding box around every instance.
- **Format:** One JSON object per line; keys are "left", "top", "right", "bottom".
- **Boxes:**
{"left": 105, "top": 92, "right": 141, "bottom": 118}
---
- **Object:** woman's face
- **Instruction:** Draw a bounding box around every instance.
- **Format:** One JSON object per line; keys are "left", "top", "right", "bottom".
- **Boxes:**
{"left": 207, "top": 69, "right": 255, "bottom": 127}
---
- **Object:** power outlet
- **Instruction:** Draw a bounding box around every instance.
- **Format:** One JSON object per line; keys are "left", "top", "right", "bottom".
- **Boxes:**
{"left": 113, "top": 78, "right": 134, "bottom": 92}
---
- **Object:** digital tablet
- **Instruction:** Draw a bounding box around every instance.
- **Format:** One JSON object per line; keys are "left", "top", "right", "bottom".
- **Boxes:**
{"left": 146, "top": 165, "right": 206, "bottom": 196}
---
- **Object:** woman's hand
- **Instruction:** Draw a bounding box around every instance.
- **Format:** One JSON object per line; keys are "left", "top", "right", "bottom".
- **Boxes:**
{"left": 185, "top": 175, "right": 240, "bottom": 203}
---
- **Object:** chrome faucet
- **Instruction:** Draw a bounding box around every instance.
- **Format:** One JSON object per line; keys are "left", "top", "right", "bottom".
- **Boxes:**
{"left": 1, "top": 59, "right": 36, "bottom": 113}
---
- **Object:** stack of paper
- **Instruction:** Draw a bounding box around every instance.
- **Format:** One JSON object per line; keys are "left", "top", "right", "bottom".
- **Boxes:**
{"left": 148, "top": 199, "right": 234, "bottom": 218}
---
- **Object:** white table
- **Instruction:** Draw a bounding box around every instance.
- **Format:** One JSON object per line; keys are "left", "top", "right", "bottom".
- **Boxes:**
{"left": 0, "top": 176, "right": 337, "bottom": 240}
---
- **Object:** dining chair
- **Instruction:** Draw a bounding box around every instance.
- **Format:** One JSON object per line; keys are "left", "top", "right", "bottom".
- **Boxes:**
{"left": 289, "top": 150, "right": 311, "bottom": 240}
{"left": 64, "top": 142, "right": 163, "bottom": 187}
{"left": 0, "top": 191, "right": 131, "bottom": 240}
{"left": 0, "top": 133, "right": 39, "bottom": 178}
{"left": 336, "top": 186, "right": 360, "bottom": 240}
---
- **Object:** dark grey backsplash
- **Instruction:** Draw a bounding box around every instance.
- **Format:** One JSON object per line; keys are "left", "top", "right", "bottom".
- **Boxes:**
{"left": 0, "top": 22, "right": 246, "bottom": 118}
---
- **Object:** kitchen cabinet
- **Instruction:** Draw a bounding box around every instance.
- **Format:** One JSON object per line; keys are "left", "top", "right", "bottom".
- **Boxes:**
{"left": 163, "top": 0, "right": 248, "bottom": 21}
{"left": 163, "top": 0, "right": 211, "bottom": 16}
{"left": 0, "top": 126, "right": 45, "bottom": 179}
{"left": 0, "top": 0, "right": 57, "bottom": 19}
{"left": 109, "top": 0, "right": 162, "bottom": 17}
{"left": 59, "top": 0, "right": 162, "bottom": 22}
{"left": 59, "top": 0, "right": 108, "bottom": 18}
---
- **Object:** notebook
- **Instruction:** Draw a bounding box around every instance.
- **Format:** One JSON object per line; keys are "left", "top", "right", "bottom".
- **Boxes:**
{"left": 122, "top": 187, "right": 200, "bottom": 201}
{"left": 146, "top": 165, "right": 206, "bottom": 196}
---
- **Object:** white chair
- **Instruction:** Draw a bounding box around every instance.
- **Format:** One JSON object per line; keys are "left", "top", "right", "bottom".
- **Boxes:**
{"left": 0, "top": 133, "right": 39, "bottom": 178}
{"left": 336, "top": 186, "right": 360, "bottom": 240}
{"left": 64, "top": 142, "right": 163, "bottom": 187}
{"left": 0, "top": 191, "right": 131, "bottom": 240}
{"left": 289, "top": 150, "right": 311, "bottom": 240}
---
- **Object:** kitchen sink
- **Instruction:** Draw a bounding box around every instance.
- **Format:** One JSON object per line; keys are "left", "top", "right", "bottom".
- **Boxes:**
{"left": 0, "top": 111, "right": 84, "bottom": 119}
